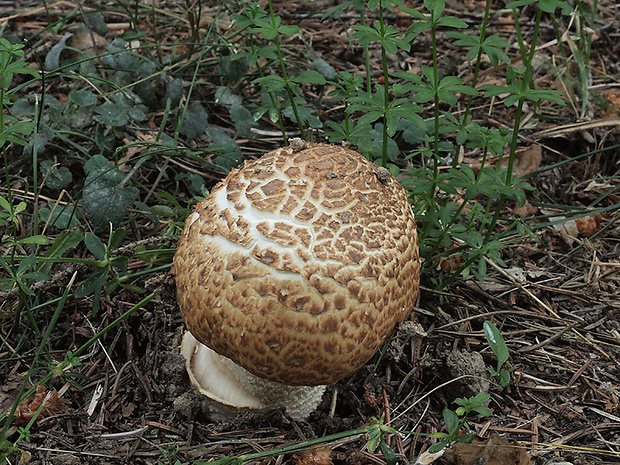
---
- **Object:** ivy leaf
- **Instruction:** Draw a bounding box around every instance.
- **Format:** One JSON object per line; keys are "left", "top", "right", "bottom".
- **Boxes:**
{"left": 40, "top": 204, "right": 79, "bottom": 230}
{"left": 93, "top": 92, "right": 146, "bottom": 127}
{"left": 40, "top": 160, "right": 72, "bottom": 190}
{"left": 206, "top": 127, "right": 242, "bottom": 171}
{"left": 82, "top": 155, "right": 139, "bottom": 231}
{"left": 44, "top": 34, "right": 72, "bottom": 71}
{"left": 69, "top": 88, "right": 98, "bottom": 107}
{"left": 179, "top": 101, "right": 208, "bottom": 139}
{"left": 229, "top": 104, "right": 257, "bottom": 137}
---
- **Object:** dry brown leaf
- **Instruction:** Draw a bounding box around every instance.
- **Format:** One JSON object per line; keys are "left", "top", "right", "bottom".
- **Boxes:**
{"left": 601, "top": 89, "right": 620, "bottom": 117}
{"left": 294, "top": 446, "right": 333, "bottom": 465}
{"left": 505, "top": 144, "right": 542, "bottom": 177}
{"left": 65, "top": 32, "right": 109, "bottom": 58}
{"left": 575, "top": 213, "right": 602, "bottom": 237}
{"left": 443, "top": 434, "right": 530, "bottom": 465}
{"left": 512, "top": 200, "right": 538, "bottom": 218}
{"left": 553, "top": 217, "right": 579, "bottom": 246}
{"left": 12, "top": 385, "right": 65, "bottom": 426}
{"left": 465, "top": 144, "right": 541, "bottom": 179}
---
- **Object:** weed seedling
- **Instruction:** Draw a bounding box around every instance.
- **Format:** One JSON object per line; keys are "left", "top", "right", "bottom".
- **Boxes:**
{"left": 483, "top": 320, "right": 515, "bottom": 387}
{"left": 427, "top": 393, "right": 493, "bottom": 453}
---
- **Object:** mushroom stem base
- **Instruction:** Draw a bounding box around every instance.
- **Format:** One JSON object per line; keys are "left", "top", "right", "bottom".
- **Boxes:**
{"left": 181, "top": 332, "right": 326, "bottom": 421}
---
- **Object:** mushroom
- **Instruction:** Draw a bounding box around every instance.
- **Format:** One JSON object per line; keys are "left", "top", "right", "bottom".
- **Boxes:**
{"left": 172, "top": 143, "right": 420, "bottom": 420}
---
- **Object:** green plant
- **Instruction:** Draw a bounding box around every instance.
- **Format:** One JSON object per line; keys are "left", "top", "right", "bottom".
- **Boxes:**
{"left": 0, "top": 293, "right": 155, "bottom": 460}
{"left": 0, "top": 38, "right": 40, "bottom": 150}
{"left": 156, "top": 443, "right": 183, "bottom": 465}
{"left": 427, "top": 393, "right": 493, "bottom": 453}
{"left": 73, "top": 226, "right": 133, "bottom": 316}
{"left": 483, "top": 320, "right": 515, "bottom": 387}
{"left": 238, "top": 0, "right": 327, "bottom": 143}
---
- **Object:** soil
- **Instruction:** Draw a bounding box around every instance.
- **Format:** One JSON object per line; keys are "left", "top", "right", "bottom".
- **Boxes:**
{"left": 0, "top": 1, "right": 619, "bottom": 464}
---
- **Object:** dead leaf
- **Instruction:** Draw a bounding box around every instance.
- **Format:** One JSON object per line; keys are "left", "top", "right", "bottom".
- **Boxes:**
{"left": 65, "top": 32, "right": 109, "bottom": 58}
{"left": 512, "top": 200, "right": 538, "bottom": 218}
{"left": 575, "top": 213, "right": 602, "bottom": 238}
{"left": 553, "top": 217, "right": 579, "bottom": 246}
{"left": 465, "top": 144, "right": 541, "bottom": 178}
{"left": 443, "top": 434, "right": 531, "bottom": 465}
{"left": 294, "top": 447, "right": 333, "bottom": 465}
{"left": 122, "top": 402, "right": 136, "bottom": 417}
{"left": 12, "top": 385, "right": 65, "bottom": 426}
{"left": 504, "top": 144, "right": 542, "bottom": 177}
{"left": 413, "top": 448, "right": 445, "bottom": 464}
{"left": 601, "top": 89, "right": 620, "bottom": 117}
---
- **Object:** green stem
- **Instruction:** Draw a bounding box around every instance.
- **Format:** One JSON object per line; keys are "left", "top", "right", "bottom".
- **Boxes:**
{"left": 483, "top": 7, "right": 543, "bottom": 244}
{"left": 452, "top": 0, "right": 493, "bottom": 168}
{"left": 358, "top": 4, "right": 372, "bottom": 94}
{"left": 201, "top": 427, "right": 368, "bottom": 465}
{"left": 428, "top": 11, "right": 440, "bottom": 205}
{"left": 269, "top": 0, "right": 305, "bottom": 141}
{"left": 247, "top": 34, "right": 287, "bottom": 142}
{"left": 379, "top": 4, "right": 390, "bottom": 167}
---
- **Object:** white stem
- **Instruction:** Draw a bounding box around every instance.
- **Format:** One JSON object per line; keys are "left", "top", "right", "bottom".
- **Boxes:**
{"left": 181, "top": 332, "right": 325, "bottom": 421}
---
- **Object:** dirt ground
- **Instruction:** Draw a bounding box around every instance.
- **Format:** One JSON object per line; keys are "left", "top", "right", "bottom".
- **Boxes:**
{"left": 0, "top": 0, "right": 619, "bottom": 464}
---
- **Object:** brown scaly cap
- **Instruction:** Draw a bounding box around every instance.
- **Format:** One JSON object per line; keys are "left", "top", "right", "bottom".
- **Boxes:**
{"left": 173, "top": 143, "right": 420, "bottom": 386}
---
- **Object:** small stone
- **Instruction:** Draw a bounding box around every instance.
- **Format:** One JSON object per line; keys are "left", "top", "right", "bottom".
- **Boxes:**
{"left": 375, "top": 166, "right": 392, "bottom": 184}
{"left": 289, "top": 138, "right": 307, "bottom": 152}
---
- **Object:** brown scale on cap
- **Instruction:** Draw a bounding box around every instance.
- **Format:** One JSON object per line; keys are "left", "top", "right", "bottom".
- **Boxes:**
{"left": 173, "top": 143, "right": 420, "bottom": 386}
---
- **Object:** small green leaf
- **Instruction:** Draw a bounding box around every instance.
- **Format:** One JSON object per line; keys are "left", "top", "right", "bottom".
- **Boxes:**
{"left": 380, "top": 441, "right": 398, "bottom": 465}
{"left": 428, "top": 439, "right": 451, "bottom": 453}
{"left": 312, "top": 58, "right": 338, "bottom": 81}
{"left": 179, "top": 101, "right": 209, "bottom": 139}
{"left": 366, "top": 424, "right": 382, "bottom": 453}
{"left": 443, "top": 408, "right": 459, "bottom": 434}
{"left": 469, "top": 392, "right": 491, "bottom": 407}
{"left": 44, "top": 34, "right": 72, "bottom": 71}
{"left": 474, "top": 406, "right": 493, "bottom": 417}
{"left": 17, "top": 235, "right": 51, "bottom": 246}
{"left": 292, "top": 70, "right": 327, "bottom": 85}
{"left": 45, "top": 228, "right": 83, "bottom": 257}
{"left": 85, "top": 232, "right": 106, "bottom": 260}
{"left": 149, "top": 205, "right": 176, "bottom": 217}
{"left": 436, "top": 16, "right": 468, "bottom": 29}
{"left": 254, "top": 75, "right": 286, "bottom": 93}
{"left": 108, "top": 227, "right": 127, "bottom": 251}
{"left": 82, "top": 156, "right": 139, "bottom": 231}
{"left": 483, "top": 320, "right": 510, "bottom": 368}
{"left": 498, "top": 370, "right": 511, "bottom": 387}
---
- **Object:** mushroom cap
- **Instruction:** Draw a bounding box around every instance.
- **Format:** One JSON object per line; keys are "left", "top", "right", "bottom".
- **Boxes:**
{"left": 173, "top": 143, "right": 420, "bottom": 386}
